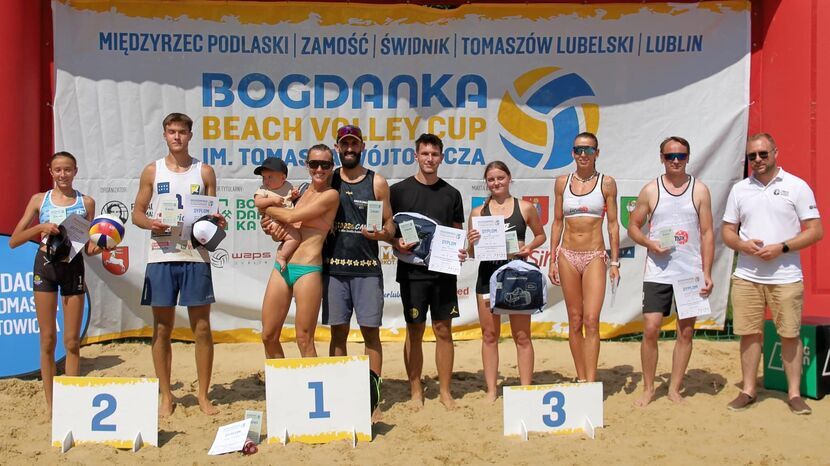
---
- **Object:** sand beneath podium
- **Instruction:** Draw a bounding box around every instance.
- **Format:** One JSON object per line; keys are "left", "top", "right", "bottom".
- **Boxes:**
{"left": 0, "top": 339, "right": 826, "bottom": 464}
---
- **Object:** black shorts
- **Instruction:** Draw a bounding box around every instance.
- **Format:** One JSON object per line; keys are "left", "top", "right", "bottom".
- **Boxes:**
{"left": 476, "top": 260, "right": 509, "bottom": 295}
{"left": 32, "top": 249, "right": 86, "bottom": 296}
{"left": 642, "top": 282, "right": 675, "bottom": 316}
{"left": 399, "top": 278, "right": 460, "bottom": 324}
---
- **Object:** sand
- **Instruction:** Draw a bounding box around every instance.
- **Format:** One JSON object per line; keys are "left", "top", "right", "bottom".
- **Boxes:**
{"left": 0, "top": 338, "right": 826, "bottom": 465}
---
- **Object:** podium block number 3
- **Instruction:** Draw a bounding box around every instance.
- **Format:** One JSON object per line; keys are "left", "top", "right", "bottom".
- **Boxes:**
{"left": 308, "top": 382, "right": 331, "bottom": 419}
{"left": 542, "top": 390, "right": 566, "bottom": 428}
{"left": 91, "top": 393, "right": 117, "bottom": 432}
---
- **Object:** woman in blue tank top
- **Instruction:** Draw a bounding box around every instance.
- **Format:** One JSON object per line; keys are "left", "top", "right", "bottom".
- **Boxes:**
{"left": 9, "top": 151, "right": 100, "bottom": 417}
{"left": 466, "top": 161, "right": 547, "bottom": 401}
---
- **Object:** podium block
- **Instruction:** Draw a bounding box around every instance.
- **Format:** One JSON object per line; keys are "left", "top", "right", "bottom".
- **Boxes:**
{"left": 763, "top": 317, "right": 830, "bottom": 399}
{"left": 265, "top": 356, "right": 371, "bottom": 445}
{"left": 51, "top": 376, "right": 158, "bottom": 451}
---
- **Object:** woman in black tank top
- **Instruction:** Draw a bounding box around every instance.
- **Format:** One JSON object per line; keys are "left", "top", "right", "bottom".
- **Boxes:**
{"left": 466, "top": 161, "right": 547, "bottom": 401}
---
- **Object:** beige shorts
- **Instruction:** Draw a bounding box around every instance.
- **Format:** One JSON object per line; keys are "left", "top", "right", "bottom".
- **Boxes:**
{"left": 730, "top": 277, "right": 803, "bottom": 338}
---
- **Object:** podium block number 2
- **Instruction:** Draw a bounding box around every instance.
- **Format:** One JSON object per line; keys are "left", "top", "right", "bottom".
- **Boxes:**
{"left": 51, "top": 376, "right": 159, "bottom": 450}
{"left": 308, "top": 382, "right": 331, "bottom": 419}
{"left": 91, "top": 393, "right": 117, "bottom": 432}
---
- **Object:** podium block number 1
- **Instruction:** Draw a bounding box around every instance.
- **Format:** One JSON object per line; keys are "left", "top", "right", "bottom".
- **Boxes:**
{"left": 308, "top": 382, "right": 331, "bottom": 419}
{"left": 266, "top": 356, "right": 371, "bottom": 445}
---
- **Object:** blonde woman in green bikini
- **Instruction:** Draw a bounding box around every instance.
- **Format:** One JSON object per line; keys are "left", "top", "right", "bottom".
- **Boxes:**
{"left": 260, "top": 144, "right": 339, "bottom": 358}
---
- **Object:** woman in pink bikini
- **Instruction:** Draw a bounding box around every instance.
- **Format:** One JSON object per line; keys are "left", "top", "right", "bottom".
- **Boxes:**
{"left": 549, "top": 132, "right": 620, "bottom": 382}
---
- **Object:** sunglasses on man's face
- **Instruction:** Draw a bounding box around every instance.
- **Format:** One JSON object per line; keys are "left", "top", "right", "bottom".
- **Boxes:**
{"left": 746, "top": 151, "right": 770, "bottom": 161}
{"left": 573, "top": 146, "right": 597, "bottom": 156}
{"left": 662, "top": 152, "right": 688, "bottom": 162}
{"left": 307, "top": 160, "right": 334, "bottom": 170}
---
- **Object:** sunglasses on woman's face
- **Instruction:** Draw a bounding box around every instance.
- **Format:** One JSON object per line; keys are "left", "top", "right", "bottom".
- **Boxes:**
{"left": 746, "top": 151, "right": 770, "bottom": 161}
{"left": 662, "top": 152, "right": 688, "bottom": 162}
{"left": 572, "top": 146, "right": 597, "bottom": 156}
{"left": 307, "top": 160, "right": 334, "bottom": 170}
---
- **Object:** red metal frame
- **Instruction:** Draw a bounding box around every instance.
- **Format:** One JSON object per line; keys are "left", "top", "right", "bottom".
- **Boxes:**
{"left": 2, "top": 0, "right": 826, "bottom": 314}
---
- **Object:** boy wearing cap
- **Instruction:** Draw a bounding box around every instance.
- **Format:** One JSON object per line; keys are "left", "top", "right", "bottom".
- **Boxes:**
{"left": 253, "top": 157, "right": 300, "bottom": 271}
{"left": 132, "top": 112, "right": 225, "bottom": 417}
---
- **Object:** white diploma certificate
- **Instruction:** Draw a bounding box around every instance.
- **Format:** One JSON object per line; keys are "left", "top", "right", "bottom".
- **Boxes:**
{"left": 672, "top": 273, "right": 711, "bottom": 319}
{"left": 180, "top": 194, "right": 219, "bottom": 240}
{"left": 208, "top": 418, "right": 252, "bottom": 456}
{"left": 427, "top": 225, "right": 465, "bottom": 276}
{"left": 472, "top": 216, "right": 507, "bottom": 261}
{"left": 399, "top": 220, "right": 420, "bottom": 245}
{"left": 366, "top": 201, "right": 383, "bottom": 231}
{"left": 61, "top": 213, "right": 90, "bottom": 261}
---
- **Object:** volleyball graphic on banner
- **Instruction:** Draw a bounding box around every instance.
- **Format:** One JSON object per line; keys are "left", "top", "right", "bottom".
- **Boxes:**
{"left": 89, "top": 214, "right": 126, "bottom": 249}
{"left": 498, "top": 67, "right": 599, "bottom": 170}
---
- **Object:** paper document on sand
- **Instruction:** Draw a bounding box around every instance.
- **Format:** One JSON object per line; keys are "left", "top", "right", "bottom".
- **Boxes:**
{"left": 208, "top": 418, "right": 252, "bottom": 455}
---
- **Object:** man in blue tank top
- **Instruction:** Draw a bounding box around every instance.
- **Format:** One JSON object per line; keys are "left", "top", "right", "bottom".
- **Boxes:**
{"left": 132, "top": 113, "right": 226, "bottom": 417}
{"left": 627, "top": 136, "right": 714, "bottom": 407}
{"left": 323, "top": 125, "right": 394, "bottom": 414}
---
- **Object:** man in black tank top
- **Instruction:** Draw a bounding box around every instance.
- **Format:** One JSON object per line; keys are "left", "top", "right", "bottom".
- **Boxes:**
{"left": 323, "top": 125, "right": 394, "bottom": 400}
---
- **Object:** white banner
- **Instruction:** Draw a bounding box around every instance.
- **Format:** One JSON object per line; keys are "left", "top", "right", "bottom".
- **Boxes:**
{"left": 52, "top": 1, "right": 750, "bottom": 342}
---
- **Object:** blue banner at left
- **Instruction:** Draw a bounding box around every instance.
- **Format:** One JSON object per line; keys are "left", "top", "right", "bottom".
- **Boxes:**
{"left": 0, "top": 235, "right": 90, "bottom": 378}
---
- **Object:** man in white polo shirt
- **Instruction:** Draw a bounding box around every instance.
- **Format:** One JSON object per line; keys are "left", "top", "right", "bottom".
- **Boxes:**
{"left": 722, "top": 132, "right": 823, "bottom": 414}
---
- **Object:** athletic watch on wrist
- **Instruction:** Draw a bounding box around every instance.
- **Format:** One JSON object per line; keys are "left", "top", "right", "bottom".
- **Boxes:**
{"left": 609, "top": 261, "right": 620, "bottom": 267}
{"left": 782, "top": 242, "right": 790, "bottom": 253}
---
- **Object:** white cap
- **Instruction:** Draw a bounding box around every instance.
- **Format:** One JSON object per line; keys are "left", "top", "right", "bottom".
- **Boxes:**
{"left": 191, "top": 215, "right": 226, "bottom": 252}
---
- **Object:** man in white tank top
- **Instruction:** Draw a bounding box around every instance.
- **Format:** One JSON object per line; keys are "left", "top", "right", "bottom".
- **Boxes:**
{"left": 627, "top": 136, "right": 714, "bottom": 407}
{"left": 132, "top": 113, "right": 226, "bottom": 417}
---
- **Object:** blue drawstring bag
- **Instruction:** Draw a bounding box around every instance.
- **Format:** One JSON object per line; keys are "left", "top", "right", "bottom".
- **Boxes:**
{"left": 392, "top": 212, "right": 438, "bottom": 266}
{"left": 489, "top": 259, "right": 547, "bottom": 315}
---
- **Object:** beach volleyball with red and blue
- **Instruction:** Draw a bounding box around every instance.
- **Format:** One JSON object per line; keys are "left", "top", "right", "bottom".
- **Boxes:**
{"left": 89, "top": 214, "right": 125, "bottom": 249}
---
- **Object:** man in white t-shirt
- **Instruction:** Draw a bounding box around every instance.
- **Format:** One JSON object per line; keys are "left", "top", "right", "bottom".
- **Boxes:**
{"left": 722, "top": 133, "right": 823, "bottom": 415}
